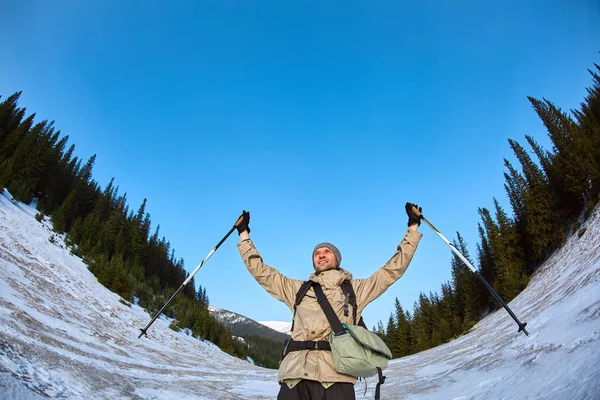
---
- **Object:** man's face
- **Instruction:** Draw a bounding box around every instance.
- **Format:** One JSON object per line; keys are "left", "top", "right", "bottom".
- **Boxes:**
{"left": 313, "top": 247, "right": 338, "bottom": 273}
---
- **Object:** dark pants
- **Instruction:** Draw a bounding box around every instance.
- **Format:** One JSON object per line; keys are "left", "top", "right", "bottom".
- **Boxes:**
{"left": 277, "top": 380, "right": 356, "bottom": 400}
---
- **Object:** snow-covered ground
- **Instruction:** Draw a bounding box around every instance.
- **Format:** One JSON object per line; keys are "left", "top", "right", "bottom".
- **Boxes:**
{"left": 1, "top": 190, "right": 599, "bottom": 399}
{"left": 0, "top": 191, "right": 278, "bottom": 400}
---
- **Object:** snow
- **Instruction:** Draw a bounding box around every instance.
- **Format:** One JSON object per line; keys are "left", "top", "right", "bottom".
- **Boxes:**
{"left": 1, "top": 190, "right": 599, "bottom": 399}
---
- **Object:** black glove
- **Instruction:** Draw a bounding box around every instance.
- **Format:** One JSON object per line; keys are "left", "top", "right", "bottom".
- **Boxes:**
{"left": 405, "top": 202, "right": 422, "bottom": 227}
{"left": 235, "top": 210, "right": 250, "bottom": 235}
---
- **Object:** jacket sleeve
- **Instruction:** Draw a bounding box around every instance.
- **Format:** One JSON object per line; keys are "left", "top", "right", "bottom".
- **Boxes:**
{"left": 237, "top": 238, "right": 302, "bottom": 310}
{"left": 353, "top": 228, "right": 422, "bottom": 310}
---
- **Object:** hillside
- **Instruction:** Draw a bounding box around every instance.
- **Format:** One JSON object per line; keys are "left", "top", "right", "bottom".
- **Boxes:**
{"left": 0, "top": 191, "right": 278, "bottom": 399}
{"left": 1, "top": 190, "right": 599, "bottom": 399}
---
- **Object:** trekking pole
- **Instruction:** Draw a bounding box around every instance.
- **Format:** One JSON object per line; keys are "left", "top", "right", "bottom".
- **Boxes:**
{"left": 138, "top": 212, "right": 246, "bottom": 339}
{"left": 412, "top": 206, "right": 529, "bottom": 336}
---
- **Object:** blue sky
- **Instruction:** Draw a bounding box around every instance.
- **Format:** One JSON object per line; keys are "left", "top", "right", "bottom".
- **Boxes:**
{"left": 1, "top": 1, "right": 599, "bottom": 327}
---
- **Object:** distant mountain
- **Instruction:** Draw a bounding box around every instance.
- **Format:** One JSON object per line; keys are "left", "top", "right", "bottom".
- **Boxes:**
{"left": 208, "top": 306, "right": 290, "bottom": 342}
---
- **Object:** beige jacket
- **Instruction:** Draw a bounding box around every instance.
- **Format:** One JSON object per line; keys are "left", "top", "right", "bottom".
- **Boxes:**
{"left": 237, "top": 228, "right": 422, "bottom": 384}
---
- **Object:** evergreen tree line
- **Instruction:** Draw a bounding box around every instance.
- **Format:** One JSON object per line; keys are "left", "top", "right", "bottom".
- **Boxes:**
{"left": 244, "top": 335, "right": 286, "bottom": 369}
{"left": 0, "top": 92, "right": 247, "bottom": 360}
{"left": 376, "top": 62, "right": 600, "bottom": 358}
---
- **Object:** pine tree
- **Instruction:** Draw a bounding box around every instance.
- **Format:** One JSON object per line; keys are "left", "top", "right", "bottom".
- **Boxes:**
{"left": 573, "top": 64, "right": 600, "bottom": 204}
{"left": 450, "top": 232, "right": 477, "bottom": 330}
{"left": 439, "top": 281, "right": 457, "bottom": 340}
{"left": 128, "top": 198, "right": 151, "bottom": 274}
{"left": 478, "top": 207, "right": 502, "bottom": 304}
{"left": 218, "top": 328, "right": 235, "bottom": 355}
{"left": 3, "top": 120, "right": 66, "bottom": 203}
{"left": 196, "top": 285, "right": 209, "bottom": 307}
{"left": 395, "top": 299, "right": 412, "bottom": 356}
{"left": 400, "top": 309, "right": 413, "bottom": 354}
{"left": 503, "top": 159, "right": 527, "bottom": 225}
{"left": 428, "top": 291, "right": 443, "bottom": 347}
{"left": 525, "top": 135, "right": 553, "bottom": 182}
{"left": 38, "top": 143, "right": 79, "bottom": 213}
{"left": 410, "top": 294, "right": 433, "bottom": 353}
{"left": 528, "top": 96, "right": 594, "bottom": 219}
{"left": 36, "top": 134, "right": 70, "bottom": 212}
{"left": 0, "top": 114, "right": 35, "bottom": 188}
{"left": 373, "top": 320, "right": 386, "bottom": 342}
{"left": 492, "top": 199, "right": 527, "bottom": 301}
{"left": 0, "top": 92, "right": 26, "bottom": 145}
{"left": 503, "top": 159, "right": 535, "bottom": 273}
{"left": 386, "top": 313, "right": 400, "bottom": 357}
{"left": 509, "top": 139, "right": 564, "bottom": 267}
{"left": 476, "top": 223, "right": 496, "bottom": 314}
{"left": 51, "top": 155, "right": 100, "bottom": 233}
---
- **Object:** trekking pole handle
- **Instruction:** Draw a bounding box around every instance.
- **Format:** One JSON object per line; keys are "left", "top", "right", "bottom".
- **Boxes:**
{"left": 234, "top": 214, "right": 245, "bottom": 227}
{"left": 411, "top": 205, "right": 423, "bottom": 218}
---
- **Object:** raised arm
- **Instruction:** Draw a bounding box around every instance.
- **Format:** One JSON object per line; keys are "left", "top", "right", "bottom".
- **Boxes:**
{"left": 235, "top": 211, "right": 302, "bottom": 309}
{"left": 353, "top": 203, "right": 423, "bottom": 309}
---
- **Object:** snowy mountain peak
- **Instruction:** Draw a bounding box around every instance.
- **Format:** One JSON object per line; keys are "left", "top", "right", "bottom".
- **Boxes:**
{"left": 208, "top": 305, "right": 290, "bottom": 342}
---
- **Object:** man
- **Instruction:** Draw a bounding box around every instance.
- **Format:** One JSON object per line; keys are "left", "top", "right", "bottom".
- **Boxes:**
{"left": 236, "top": 203, "right": 423, "bottom": 400}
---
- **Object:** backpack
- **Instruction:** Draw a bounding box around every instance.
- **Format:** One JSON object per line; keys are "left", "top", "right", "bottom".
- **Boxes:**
{"left": 290, "top": 280, "right": 392, "bottom": 400}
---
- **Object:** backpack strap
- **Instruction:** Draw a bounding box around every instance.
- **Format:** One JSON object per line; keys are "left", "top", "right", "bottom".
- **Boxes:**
{"left": 312, "top": 283, "right": 346, "bottom": 336}
{"left": 292, "top": 280, "right": 366, "bottom": 333}
{"left": 290, "top": 281, "right": 313, "bottom": 333}
{"left": 375, "top": 367, "right": 386, "bottom": 400}
{"left": 341, "top": 281, "right": 357, "bottom": 324}
{"left": 295, "top": 280, "right": 313, "bottom": 308}
{"left": 341, "top": 281, "right": 367, "bottom": 328}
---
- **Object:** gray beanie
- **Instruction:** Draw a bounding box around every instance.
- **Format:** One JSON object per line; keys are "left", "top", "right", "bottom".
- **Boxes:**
{"left": 312, "top": 242, "right": 342, "bottom": 268}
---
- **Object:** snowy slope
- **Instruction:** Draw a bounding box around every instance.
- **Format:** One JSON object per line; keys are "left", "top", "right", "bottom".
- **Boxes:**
{"left": 0, "top": 191, "right": 278, "bottom": 399}
{"left": 1, "top": 189, "right": 599, "bottom": 399}
{"left": 379, "top": 208, "right": 600, "bottom": 400}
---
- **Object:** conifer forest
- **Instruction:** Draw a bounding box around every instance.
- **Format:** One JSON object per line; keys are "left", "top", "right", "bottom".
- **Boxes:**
{"left": 374, "top": 63, "right": 600, "bottom": 357}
